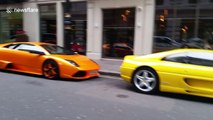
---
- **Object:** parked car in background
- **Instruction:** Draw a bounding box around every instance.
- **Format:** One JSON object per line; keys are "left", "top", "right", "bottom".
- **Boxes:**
{"left": 181, "top": 37, "right": 209, "bottom": 49}
{"left": 120, "top": 49, "right": 213, "bottom": 98}
{"left": 153, "top": 36, "right": 182, "bottom": 53}
{"left": 103, "top": 42, "right": 133, "bottom": 57}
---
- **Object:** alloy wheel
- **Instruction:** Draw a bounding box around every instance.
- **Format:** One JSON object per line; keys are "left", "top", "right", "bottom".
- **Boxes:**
{"left": 43, "top": 60, "right": 59, "bottom": 79}
{"left": 133, "top": 68, "right": 158, "bottom": 93}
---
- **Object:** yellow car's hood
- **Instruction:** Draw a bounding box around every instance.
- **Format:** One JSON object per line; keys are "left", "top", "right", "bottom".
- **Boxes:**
{"left": 51, "top": 54, "right": 89, "bottom": 61}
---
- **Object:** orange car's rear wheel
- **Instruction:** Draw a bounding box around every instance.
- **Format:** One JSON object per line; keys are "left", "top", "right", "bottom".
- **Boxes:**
{"left": 42, "top": 60, "right": 59, "bottom": 79}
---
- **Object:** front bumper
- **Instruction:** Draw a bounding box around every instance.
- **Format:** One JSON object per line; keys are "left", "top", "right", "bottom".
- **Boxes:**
{"left": 61, "top": 69, "right": 100, "bottom": 80}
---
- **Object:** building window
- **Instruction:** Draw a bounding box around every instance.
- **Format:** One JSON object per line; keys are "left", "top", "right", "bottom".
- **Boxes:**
{"left": 63, "top": 1, "right": 87, "bottom": 55}
{"left": 188, "top": 0, "right": 197, "bottom": 4}
{"left": 102, "top": 8, "right": 135, "bottom": 59}
{"left": 153, "top": 0, "right": 213, "bottom": 53}
{"left": 156, "top": 0, "right": 164, "bottom": 5}
{"left": 0, "top": 11, "right": 23, "bottom": 43}
{"left": 39, "top": 4, "right": 57, "bottom": 44}
{"left": 0, "top": 0, "right": 26, "bottom": 4}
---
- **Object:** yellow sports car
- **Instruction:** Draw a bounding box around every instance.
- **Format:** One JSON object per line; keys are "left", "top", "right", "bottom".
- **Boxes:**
{"left": 0, "top": 42, "right": 100, "bottom": 80}
{"left": 120, "top": 49, "right": 213, "bottom": 98}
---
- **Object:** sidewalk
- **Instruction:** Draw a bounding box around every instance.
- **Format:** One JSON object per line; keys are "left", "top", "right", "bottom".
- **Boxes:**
{"left": 93, "top": 59, "right": 123, "bottom": 77}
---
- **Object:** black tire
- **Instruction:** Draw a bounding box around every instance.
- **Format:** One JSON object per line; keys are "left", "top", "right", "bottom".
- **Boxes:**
{"left": 132, "top": 67, "right": 159, "bottom": 94}
{"left": 42, "top": 60, "right": 59, "bottom": 79}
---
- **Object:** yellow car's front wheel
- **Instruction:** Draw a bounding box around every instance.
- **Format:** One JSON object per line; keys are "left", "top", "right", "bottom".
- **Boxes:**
{"left": 132, "top": 67, "right": 159, "bottom": 94}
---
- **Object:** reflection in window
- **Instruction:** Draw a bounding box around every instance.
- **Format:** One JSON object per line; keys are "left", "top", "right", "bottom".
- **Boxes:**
{"left": 153, "top": 36, "right": 182, "bottom": 53}
{"left": 156, "top": 0, "right": 164, "bottom": 5}
{"left": 164, "top": 52, "right": 188, "bottom": 63}
{"left": 188, "top": 0, "right": 197, "bottom": 4}
{"left": 41, "top": 44, "right": 74, "bottom": 55}
{"left": 153, "top": 1, "right": 213, "bottom": 52}
{"left": 0, "top": 11, "right": 23, "bottom": 43}
{"left": 102, "top": 8, "right": 135, "bottom": 58}
{"left": 39, "top": 4, "right": 57, "bottom": 44}
{"left": 63, "top": 1, "right": 87, "bottom": 55}
{"left": 4, "top": 44, "right": 18, "bottom": 49}
{"left": 187, "top": 52, "right": 213, "bottom": 66}
{"left": 15, "top": 44, "right": 44, "bottom": 52}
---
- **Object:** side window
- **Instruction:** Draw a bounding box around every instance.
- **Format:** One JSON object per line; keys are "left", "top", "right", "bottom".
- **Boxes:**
{"left": 187, "top": 52, "right": 213, "bottom": 67}
{"left": 15, "top": 44, "right": 44, "bottom": 52}
{"left": 3, "top": 44, "right": 19, "bottom": 49}
{"left": 163, "top": 52, "right": 188, "bottom": 63}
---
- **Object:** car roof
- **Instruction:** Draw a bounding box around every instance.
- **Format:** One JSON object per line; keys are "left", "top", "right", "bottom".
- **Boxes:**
{"left": 3, "top": 42, "right": 53, "bottom": 46}
{"left": 171, "top": 49, "right": 213, "bottom": 53}
{"left": 140, "top": 49, "right": 213, "bottom": 59}
{"left": 161, "top": 49, "right": 213, "bottom": 55}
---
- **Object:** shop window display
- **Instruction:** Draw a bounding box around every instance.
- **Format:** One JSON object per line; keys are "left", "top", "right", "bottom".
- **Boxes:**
{"left": 0, "top": 11, "right": 24, "bottom": 43}
{"left": 153, "top": 0, "right": 213, "bottom": 52}
{"left": 102, "top": 8, "right": 135, "bottom": 58}
{"left": 63, "top": 1, "right": 87, "bottom": 55}
{"left": 39, "top": 4, "right": 57, "bottom": 44}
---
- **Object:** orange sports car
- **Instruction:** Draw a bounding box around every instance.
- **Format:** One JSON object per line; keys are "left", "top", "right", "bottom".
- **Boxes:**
{"left": 0, "top": 42, "right": 100, "bottom": 79}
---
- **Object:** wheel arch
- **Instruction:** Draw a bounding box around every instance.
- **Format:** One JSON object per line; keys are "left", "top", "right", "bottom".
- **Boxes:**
{"left": 131, "top": 66, "right": 159, "bottom": 83}
{"left": 42, "top": 59, "right": 58, "bottom": 66}
{"left": 131, "top": 65, "right": 160, "bottom": 93}
{"left": 42, "top": 58, "right": 60, "bottom": 78}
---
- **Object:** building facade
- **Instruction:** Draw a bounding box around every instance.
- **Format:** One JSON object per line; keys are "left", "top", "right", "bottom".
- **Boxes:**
{"left": 0, "top": 0, "right": 213, "bottom": 60}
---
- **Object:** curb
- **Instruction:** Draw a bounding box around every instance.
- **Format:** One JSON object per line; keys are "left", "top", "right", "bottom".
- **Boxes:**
{"left": 99, "top": 70, "right": 120, "bottom": 77}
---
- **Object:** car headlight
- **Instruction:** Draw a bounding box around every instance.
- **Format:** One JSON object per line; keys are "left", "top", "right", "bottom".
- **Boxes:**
{"left": 65, "top": 60, "right": 79, "bottom": 67}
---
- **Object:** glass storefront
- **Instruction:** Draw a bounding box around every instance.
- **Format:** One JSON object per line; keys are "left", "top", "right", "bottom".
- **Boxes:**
{"left": 39, "top": 4, "right": 57, "bottom": 44}
{"left": 153, "top": 0, "right": 213, "bottom": 53}
{"left": 63, "top": 1, "right": 87, "bottom": 55}
{"left": 102, "top": 8, "right": 135, "bottom": 58}
{"left": 0, "top": 11, "right": 24, "bottom": 43}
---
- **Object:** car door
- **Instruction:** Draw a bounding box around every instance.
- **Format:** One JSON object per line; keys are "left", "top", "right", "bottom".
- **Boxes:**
{"left": 158, "top": 52, "right": 189, "bottom": 88}
{"left": 12, "top": 44, "right": 46, "bottom": 73}
{"left": 182, "top": 52, "right": 213, "bottom": 95}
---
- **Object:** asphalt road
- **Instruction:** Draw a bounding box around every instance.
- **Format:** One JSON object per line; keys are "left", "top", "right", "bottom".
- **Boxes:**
{"left": 0, "top": 71, "right": 213, "bottom": 120}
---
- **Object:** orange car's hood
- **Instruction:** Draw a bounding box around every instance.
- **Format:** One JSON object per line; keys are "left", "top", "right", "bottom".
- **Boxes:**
{"left": 51, "top": 54, "right": 88, "bottom": 60}
{"left": 50, "top": 54, "right": 100, "bottom": 69}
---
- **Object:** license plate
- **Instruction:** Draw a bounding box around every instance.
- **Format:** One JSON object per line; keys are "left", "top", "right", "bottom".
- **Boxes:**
{"left": 90, "top": 70, "right": 97, "bottom": 74}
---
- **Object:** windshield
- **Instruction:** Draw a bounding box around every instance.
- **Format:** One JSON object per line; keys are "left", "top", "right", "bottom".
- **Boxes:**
{"left": 41, "top": 44, "right": 74, "bottom": 55}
